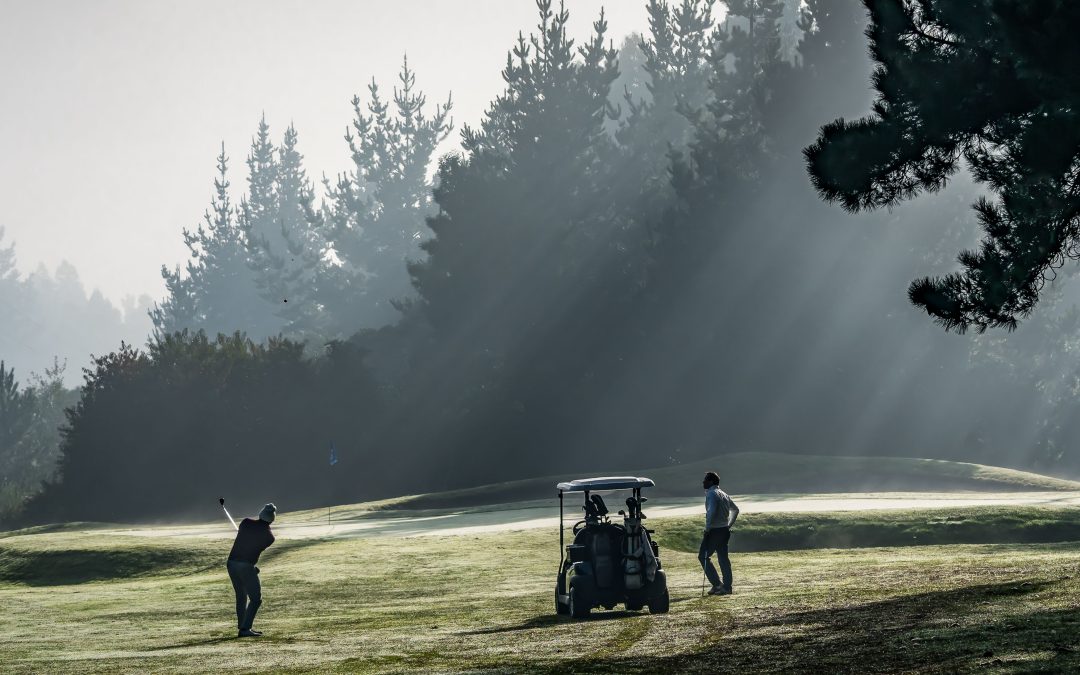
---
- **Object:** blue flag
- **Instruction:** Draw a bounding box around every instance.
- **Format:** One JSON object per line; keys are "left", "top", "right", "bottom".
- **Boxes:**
{"left": 329, "top": 442, "right": 338, "bottom": 467}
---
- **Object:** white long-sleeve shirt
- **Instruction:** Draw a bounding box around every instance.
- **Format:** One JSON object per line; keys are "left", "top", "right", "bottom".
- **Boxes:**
{"left": 705, "top": 486, "right": 739, "bottom": 530}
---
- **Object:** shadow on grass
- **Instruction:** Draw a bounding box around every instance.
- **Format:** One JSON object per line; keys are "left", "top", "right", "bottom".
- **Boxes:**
{"left": 468, "top": 610, "right": 650, "bottom": 635}
{"left": 495, "top": 579, "right": 1080, "bottom": 674}
{"left": 148, "top": 633, "right": 317, "bottom": 651}
{"left": 467, "top": 615, "right": 564, "bottom": 634}
{"left": 146, "top": 636, "right": 236, "bottom": 651}
{"left": 471, "top": 592, "right": 705, "bottom": 636}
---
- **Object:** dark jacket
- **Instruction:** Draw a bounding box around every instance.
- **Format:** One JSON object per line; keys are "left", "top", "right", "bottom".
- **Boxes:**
{"left": 228, "top": 518, "right": 275, "bottom": 564}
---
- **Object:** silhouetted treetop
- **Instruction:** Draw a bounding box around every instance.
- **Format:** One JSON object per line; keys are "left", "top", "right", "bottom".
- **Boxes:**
{"left": 805, "top": 0, "right": 1080, "bottom": 333}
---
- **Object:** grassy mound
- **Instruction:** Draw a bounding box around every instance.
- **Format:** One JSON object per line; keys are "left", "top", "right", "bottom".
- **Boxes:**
{"left": 362, "top": 452, "right": 1080, "bottom": 513}
{"left": 0, "top": 534, "right": 221, "bottom": 586}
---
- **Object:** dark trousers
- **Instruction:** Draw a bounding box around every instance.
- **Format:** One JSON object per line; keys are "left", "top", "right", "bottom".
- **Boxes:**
{"left": 227, "top": 559, "right": 262, "bottom": 630}
{"left": 699, "top": 527, "right": 732, "bottom": 590}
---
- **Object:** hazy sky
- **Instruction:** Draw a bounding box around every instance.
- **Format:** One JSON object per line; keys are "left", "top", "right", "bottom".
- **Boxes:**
{"left": 0, "top": 0, "right": 651, "bottom": 305}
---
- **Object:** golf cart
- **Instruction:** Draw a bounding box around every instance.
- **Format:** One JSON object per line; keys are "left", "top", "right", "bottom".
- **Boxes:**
{"left": 555, "top": 477, "right": 669, "bottom": 618}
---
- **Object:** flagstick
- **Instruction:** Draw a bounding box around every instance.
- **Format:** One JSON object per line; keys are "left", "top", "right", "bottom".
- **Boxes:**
{"left": 327, "top": 441, "right": 336, "bottom": 533}
{"left": 326, "top": 442, "right": 334, "bottom": 531}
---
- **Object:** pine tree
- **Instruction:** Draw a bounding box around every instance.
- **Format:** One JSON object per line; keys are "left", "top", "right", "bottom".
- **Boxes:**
{"left": 612, "top": 1, "right": 717, "bottom": 227}
{"left": 770, "top": 0, "right": 872, "bottom": 149}
{"left": 0, "top": 229, "right": 29, "bottom": 364}
{"left": 692, "top": 0, "right": 788, "bottom": 187}
{"left": 413, "top": 1, "right": 620, "bottom": 330}
{"left": 153, "top": 145, "right": 280, "bottom": 339}
{"left": 0, "top": 227, "right": 16, "bottom": 285}
{"left": 245, "top": 123, "right": 324, "bottom": 340}
{"left": 0, "top": 361, "right": 34, "bottom": 459}
{"left": 643, "top": 0, "right": 790, "bottom": 295}
{"left": 0, "top": 359, "right": 40, "bottom": 515}
{"left": 238, "top": 115, "right": 279, "bottom": 259}
{"left": 403, "top": 0, "right": 632, "bottom": 474}
{"left": 151, "top": 265, "right": 198, "bottom": 339}
{"left": 237, "top": 115, "right": 282, "bottom": 306}
{"left": 318, "top": 57, "right": 453, "bottom": 334}
{"left": 0, "top": 358, "right": 76, "bottom": 516}
{"left": 805, "top": 0, "right": 1080, "bottom": 332}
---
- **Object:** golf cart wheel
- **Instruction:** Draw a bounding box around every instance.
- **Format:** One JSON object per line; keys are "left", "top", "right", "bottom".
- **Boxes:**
{"left": 555, "top": 584, "right": 569, "bottom": 615}
{"left": 569, "top": 586, "right": 590, "bottom": 619}
{"left": 647, "top": 590, "right": 669, "bottom": 614}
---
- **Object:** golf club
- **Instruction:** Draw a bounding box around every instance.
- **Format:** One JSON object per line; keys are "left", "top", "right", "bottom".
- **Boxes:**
{"left": 219, "top": 497, "right": 238, "bottom": 531}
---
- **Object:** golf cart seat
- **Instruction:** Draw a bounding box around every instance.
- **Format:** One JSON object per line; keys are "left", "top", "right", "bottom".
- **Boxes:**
{"left": 573, "top": 523, "right": 623, "bottom": 589}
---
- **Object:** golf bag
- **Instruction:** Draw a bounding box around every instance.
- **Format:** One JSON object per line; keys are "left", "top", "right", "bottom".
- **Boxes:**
{"left": 621, "top": 516, "right": 658, "bottom": 590}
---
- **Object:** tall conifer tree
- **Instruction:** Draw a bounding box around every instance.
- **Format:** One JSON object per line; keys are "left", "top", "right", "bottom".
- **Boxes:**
{"left": 153, "top": 145, "right": 279, "bottom": 339}
{"left": 241, "top": 122, "right": 324, "bottom": 339}
{"left": 318, "top": 57, "right": 453, "bottom": 334}
{"left": 404, "top": 0, "right": 630, "bottom": 475}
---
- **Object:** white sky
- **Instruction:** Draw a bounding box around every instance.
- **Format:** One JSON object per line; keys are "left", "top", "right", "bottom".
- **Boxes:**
{"left": 0, "top": 0, "right": 651, "bottom": 305}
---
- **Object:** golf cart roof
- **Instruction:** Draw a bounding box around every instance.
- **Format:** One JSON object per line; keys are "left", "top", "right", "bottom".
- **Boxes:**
{"left": 556, "top": 476, "right": 655, "bottom": 492}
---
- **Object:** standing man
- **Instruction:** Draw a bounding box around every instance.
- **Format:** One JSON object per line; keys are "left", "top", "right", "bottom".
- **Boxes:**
{"left": 700, "top": 472, "right": 739, "bottom": 596}
{"left": 227, "top": 503, "right": 276, "bottom": 637}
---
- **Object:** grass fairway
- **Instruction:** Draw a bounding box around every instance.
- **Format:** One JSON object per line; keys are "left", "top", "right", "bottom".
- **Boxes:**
{"left": 1, "top": 508, "right": 1080, "bottom": 673}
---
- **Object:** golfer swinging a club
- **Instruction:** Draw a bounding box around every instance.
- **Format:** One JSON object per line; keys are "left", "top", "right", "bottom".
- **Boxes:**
{"left": 700, "top": 472, "right": 738, "bottom": 596}
{"left": 226, "top": 502, "right": 276, "bottom": 637}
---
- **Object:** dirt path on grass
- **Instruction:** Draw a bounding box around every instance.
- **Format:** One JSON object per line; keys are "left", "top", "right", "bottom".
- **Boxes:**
{"left": 91, "top": 490, "right": 1080, "bottom": 541}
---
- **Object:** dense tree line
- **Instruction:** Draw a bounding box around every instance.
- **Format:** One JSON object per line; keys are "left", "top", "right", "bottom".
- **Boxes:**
{"left": 17, "top": 0, "right": 1080, "bottom": 523}
{"left": 0, "top": 228, "right": 152, "bottom": 386}
{"left": 0, "top": 360, "right": 76, "bottom": 518}
{"left": 25, "top": 332, "right": 384, "bottom": 523}
{"left": 0, "top": 226, "right": 146, "bottom": 517}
